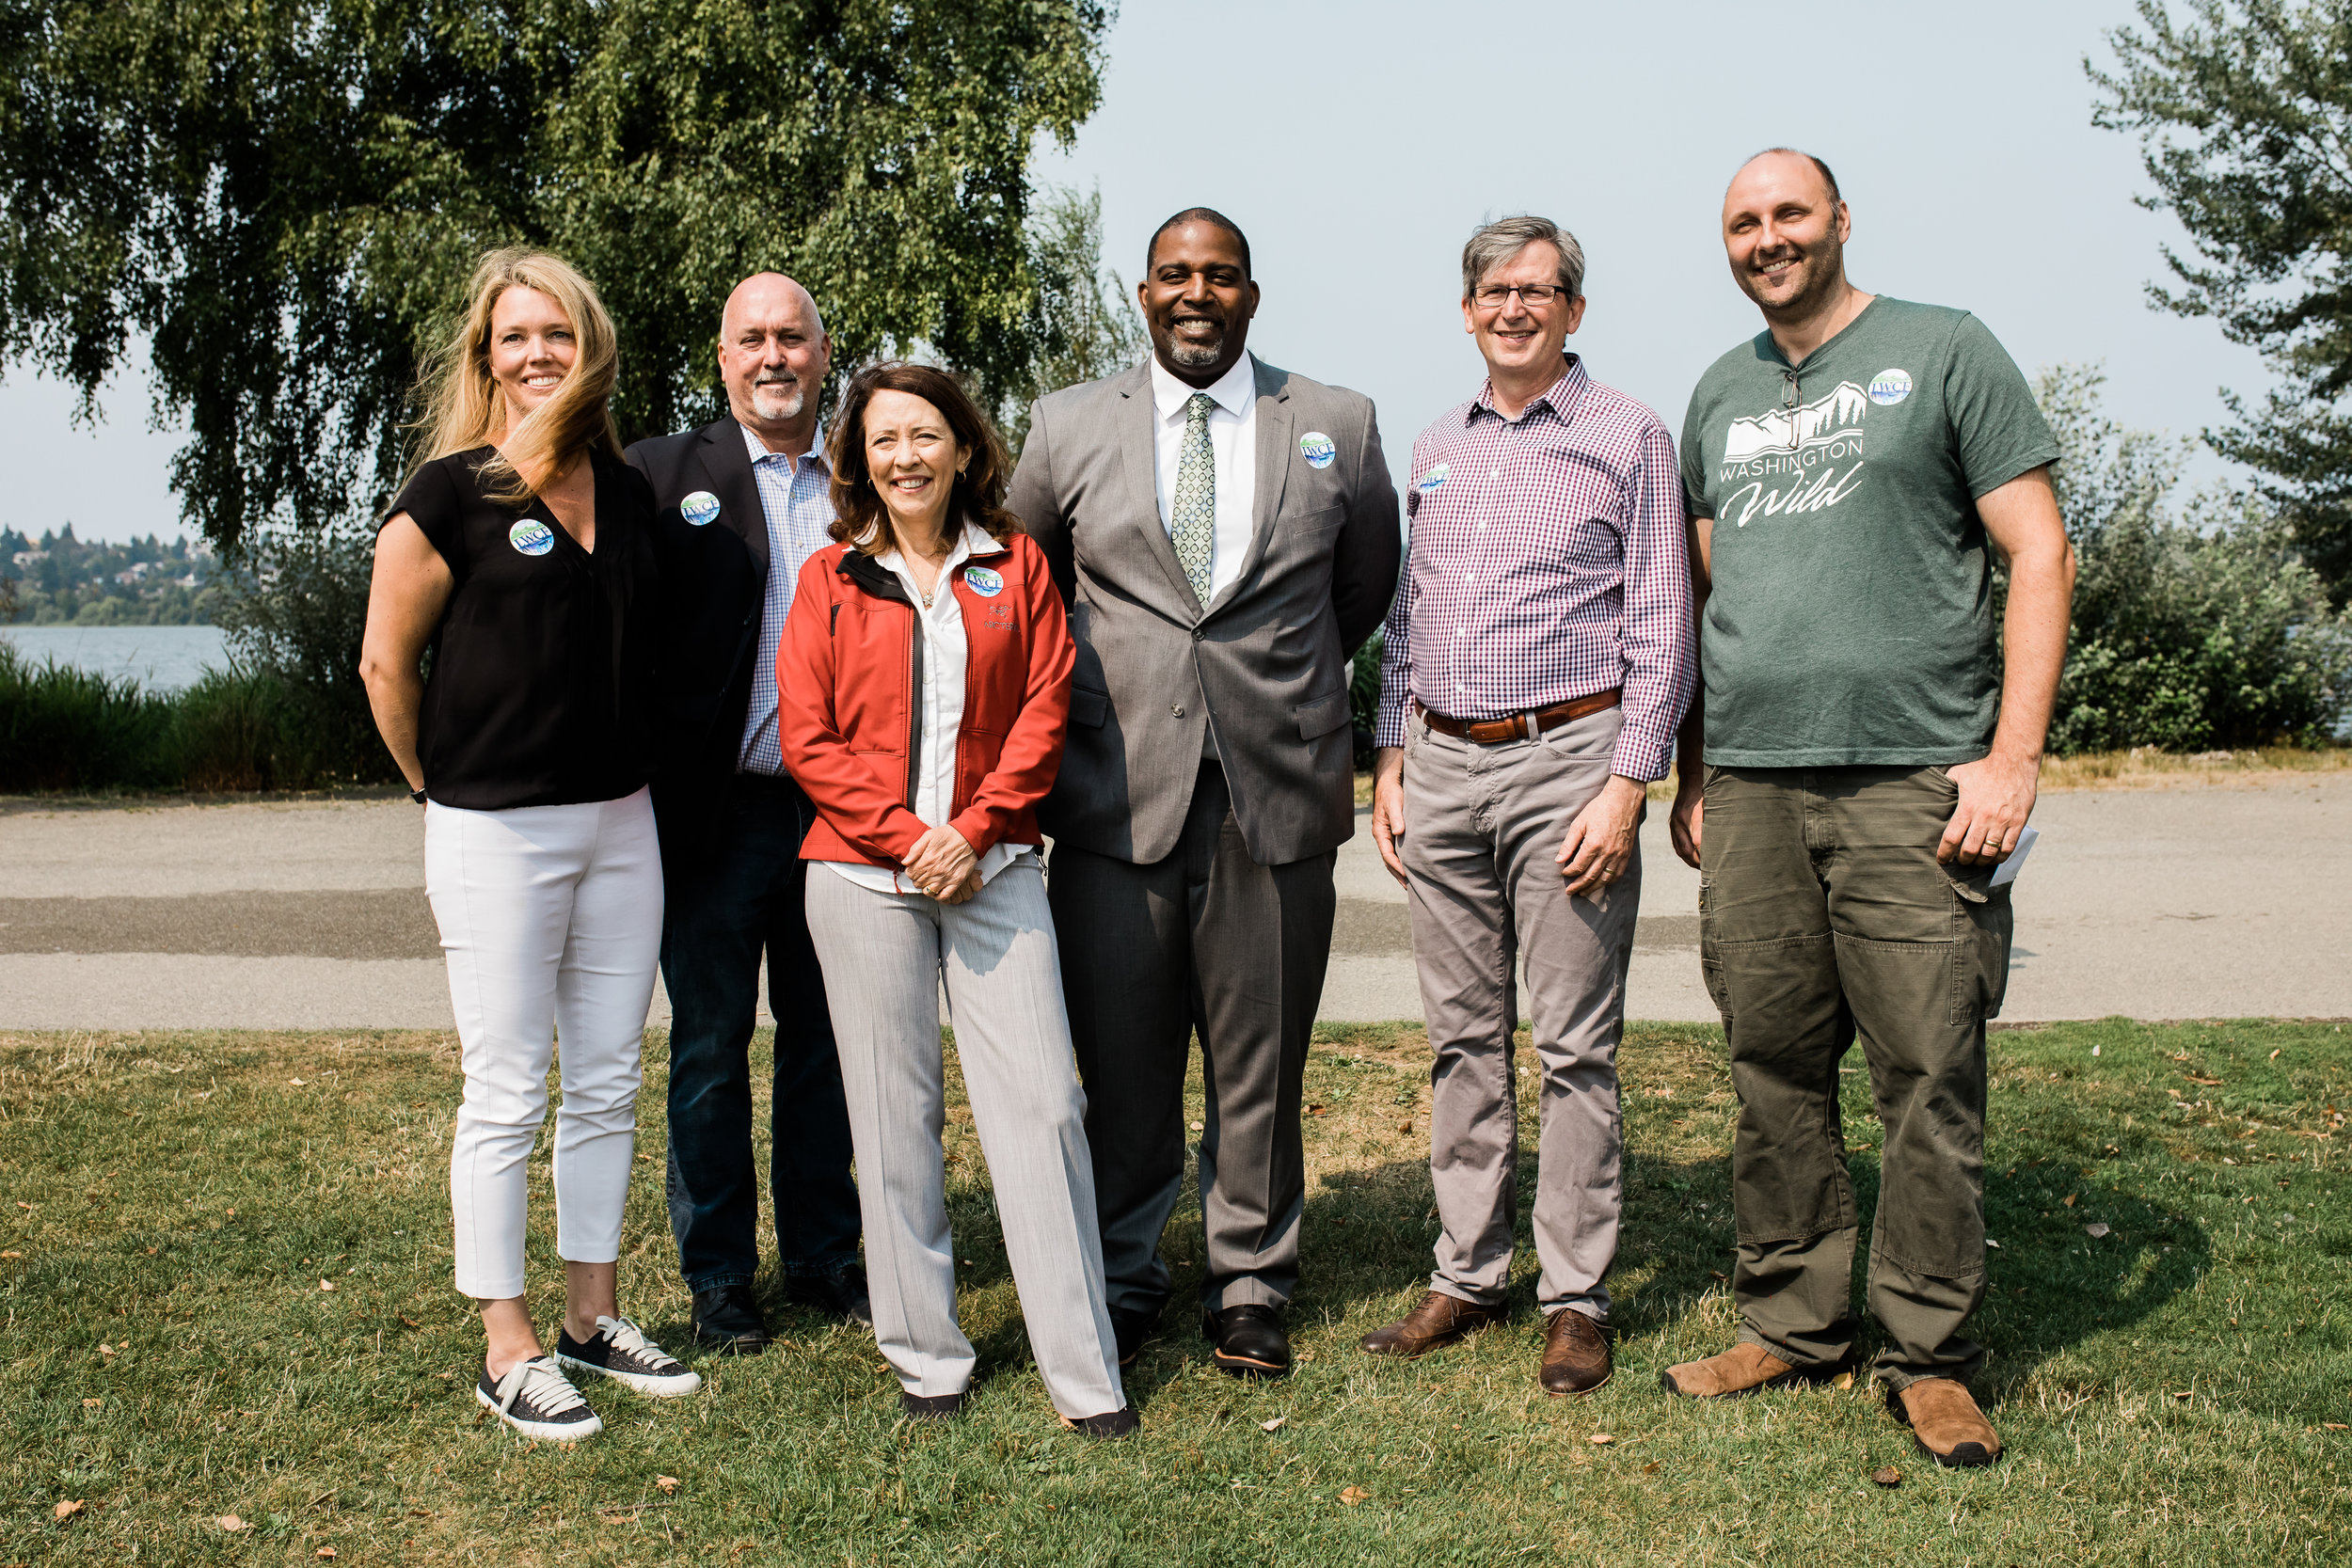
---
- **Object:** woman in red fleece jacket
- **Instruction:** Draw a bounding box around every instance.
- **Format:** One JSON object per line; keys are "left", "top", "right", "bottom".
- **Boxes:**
{"left": 779, "top": 363, "right": 1133, "bottom": 1437}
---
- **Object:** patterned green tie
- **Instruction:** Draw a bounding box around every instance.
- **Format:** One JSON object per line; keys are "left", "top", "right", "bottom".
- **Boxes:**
{"left": 1171, "top": 391, "right": 1216, "bottom": 603}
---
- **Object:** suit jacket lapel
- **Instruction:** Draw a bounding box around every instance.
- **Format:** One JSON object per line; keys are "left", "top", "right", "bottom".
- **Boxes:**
{"left": 1216, "top": 356, "right": 1292, "bottom": 608}
{"left": 694, "top": 417, "right": 770, "bottom": 577}
{"left": 1117, "top": 363, "right": 1202, "bottom": 612}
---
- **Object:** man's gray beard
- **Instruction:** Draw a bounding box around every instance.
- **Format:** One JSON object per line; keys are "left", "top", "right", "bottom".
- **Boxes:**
{"left": 1165, "top": 335, "right": 1223, "bottom": 370}
{"left": 752, "top": 380, "right": 805, "bottom": 421}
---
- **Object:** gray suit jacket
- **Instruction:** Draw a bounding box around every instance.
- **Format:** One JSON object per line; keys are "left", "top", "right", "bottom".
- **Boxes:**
{"left": 1010, "top": 356, "right": 1400, "bottom": 866}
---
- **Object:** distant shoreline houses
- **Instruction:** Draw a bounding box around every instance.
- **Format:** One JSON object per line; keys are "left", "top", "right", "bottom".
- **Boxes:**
{"left": 1, "top": 525, "right": 221, "bottom": 625}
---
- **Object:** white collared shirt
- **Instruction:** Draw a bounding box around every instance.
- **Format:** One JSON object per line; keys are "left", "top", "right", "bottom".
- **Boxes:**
{"left": 825, "top": 520, "right": 1036, "bottom": 899}
{"left": 1148, "top": 351, "right": 1258, "bottom": 603}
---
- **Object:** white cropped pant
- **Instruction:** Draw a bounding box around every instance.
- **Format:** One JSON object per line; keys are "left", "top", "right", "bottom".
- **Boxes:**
{"left": 425, "top": 788, "right": 664, "bottom": 1301}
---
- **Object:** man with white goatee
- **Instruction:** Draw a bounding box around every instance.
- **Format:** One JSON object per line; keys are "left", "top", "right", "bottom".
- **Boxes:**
{"left": 627, "top": 274, "right": 866, "bottom": 1353}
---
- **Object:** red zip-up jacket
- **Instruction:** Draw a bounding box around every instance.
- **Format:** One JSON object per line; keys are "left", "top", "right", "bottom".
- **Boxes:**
{"left": 778, "top": 528, "right": 1073, "bottom": 869}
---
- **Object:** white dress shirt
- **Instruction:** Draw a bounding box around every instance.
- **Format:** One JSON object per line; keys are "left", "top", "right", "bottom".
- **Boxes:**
{"left": 1148, "top": 351, "right": 1258, "bottom": 603}
{"left": 826, "top": 521, "right": 1035, "bottom": 899}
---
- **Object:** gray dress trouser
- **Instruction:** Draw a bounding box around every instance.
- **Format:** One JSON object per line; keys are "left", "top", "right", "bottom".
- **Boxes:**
{"left": 803, "top": 861, "right": 1125, "bottom": 1419}
{"left": 1401, "top": 705, "right": 1637, "bottom": 1323}
{"left": 1051, "top": 761, "right": 1338, "bottom": 1317}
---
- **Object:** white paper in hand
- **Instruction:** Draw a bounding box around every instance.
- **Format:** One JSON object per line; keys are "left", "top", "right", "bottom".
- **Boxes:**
{"left": 1989, "top": 825, "right": 2039, "bottom": 889}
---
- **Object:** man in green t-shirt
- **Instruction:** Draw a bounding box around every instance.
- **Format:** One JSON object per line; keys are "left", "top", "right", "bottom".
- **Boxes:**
{"left": 1661, "top": 149, "right": 2075, "bottom": 1469}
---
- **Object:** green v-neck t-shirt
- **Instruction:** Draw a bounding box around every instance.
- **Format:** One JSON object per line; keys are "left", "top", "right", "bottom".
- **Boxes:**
{"left": 1677, "top": 296, "right": 2058, "bottom": 768}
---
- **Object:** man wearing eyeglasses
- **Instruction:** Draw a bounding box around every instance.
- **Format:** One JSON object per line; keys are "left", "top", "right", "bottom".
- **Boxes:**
{"left": 1361, "top": 214, "right": 1693, "bottom": 1399}
{"left": 1661, "top": 150, "right": 2074, "bottom": 1469}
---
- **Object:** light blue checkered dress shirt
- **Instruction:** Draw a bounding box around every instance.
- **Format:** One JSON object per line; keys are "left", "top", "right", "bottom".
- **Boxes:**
{"left": 737, "top": 421, "right": 837, "bottom": 775}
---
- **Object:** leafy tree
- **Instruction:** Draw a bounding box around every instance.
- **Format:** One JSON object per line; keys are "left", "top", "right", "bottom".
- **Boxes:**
{"left": 1000, "top": 182, "right": 1145, "bottom": 451}
{"left": 2037, "top": 364, "right": 2351, "bottom": 751}
{"left": 0, "top": 0, "right": 1109, "bottom": 556}
{"left": 2092, "top": 0, "right": 2352, "bottom": 599}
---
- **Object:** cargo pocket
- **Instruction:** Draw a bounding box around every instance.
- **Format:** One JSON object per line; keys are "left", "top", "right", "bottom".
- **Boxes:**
{"left": 1947, "top": 873, "right": 2013, "bottom": 1025}
{"left": 1698, "top": 876, "right": 1733, "bottom": 1024}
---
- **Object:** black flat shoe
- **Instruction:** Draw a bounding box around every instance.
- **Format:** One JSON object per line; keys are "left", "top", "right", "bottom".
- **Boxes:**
{"left": 1110, "top": 1304, "right": 1161, "bottom": 1369}
{"left": 899, "top": 1389, "right": 966, "bottom": 1421}
{"left": 1202, "top": 1303, "right": 1292, "bottom": 1380}
{"left": 784, "top": 1262, "right": 873, "bottom": 1326}
{"left": 689, "top": 1284, "right": 770, "bottom": 1354}
{"left": 1064, "top": 1406, "right": 1140, "bottom": 1439}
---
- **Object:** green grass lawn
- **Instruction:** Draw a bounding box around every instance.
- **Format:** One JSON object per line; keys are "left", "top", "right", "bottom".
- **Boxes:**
{"left": 5, "top": 1017, "right": 2349, "bottom": 1565}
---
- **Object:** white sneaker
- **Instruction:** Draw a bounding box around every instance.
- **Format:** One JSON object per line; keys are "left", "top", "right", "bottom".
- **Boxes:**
{"left": 554, "top": 1315, "right": 703, "bottom": 1398}
{"left": 476, "top": 1355, "right": 603, "bottom": 1442}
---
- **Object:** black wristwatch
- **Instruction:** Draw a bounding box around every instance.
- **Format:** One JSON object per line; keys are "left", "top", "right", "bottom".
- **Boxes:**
{"left": 410, "top": 787, "right": 428, "bottom": 805}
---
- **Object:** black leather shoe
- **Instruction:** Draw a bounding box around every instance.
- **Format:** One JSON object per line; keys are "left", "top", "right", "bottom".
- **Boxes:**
{"left": 1110, "top": 1304, "right": 1161, "bottom": 1369}
{"left": 1202, "top": 1303, "right": 1291, "bottom": 1379}
{"left": 784, "top": 1262, "right": 873, "bottom": 1326}
{"left": 689, "top": 1284, "right": 770, "bottom": 1354}
{"left": 1064, "top": 1405, "right": 1140, "bottom": 1439}
{"left": 899, "top": 1389, "right": 965, "bottom": 1421}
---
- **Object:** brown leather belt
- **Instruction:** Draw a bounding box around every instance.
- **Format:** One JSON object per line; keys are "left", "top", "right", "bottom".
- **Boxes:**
{"left": 1414, "top": 689, "right": 1621, "bottom": 744}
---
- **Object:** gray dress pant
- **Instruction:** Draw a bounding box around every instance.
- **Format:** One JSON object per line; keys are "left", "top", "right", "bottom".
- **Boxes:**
{"left": 1051, "top": 761, "right": 1338, "bottom": 1316}
{"left": 803, "top": 862, "right": 1125, "bottom": 1419}
{"left": 1401, "top": 705, "right": 1636, "bottom": 1323}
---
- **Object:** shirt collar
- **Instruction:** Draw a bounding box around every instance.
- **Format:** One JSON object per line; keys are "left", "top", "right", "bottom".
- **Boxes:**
{"left": 1468, "top": 355, "right": 1588, "bottom": 426}
{"left": 874, "top": 517, "right": 1003, "bottom": 571}
{"left": 1149, "top": 351, "right": 1257, "bottom": 423}
{"left": 739, "top": 419, "right": 829, "bottom": 470}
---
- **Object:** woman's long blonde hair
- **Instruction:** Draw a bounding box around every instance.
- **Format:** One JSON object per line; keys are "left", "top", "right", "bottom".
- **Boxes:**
{"left": 411, "top": 247, "right": 623, "bottom": 505}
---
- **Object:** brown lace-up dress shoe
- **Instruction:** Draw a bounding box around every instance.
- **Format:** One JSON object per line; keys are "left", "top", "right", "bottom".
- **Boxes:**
{"left": 1358, "top": 1291, "right": 1508, "bottom": 1358}
{"left": 1894, "top": 1378, "right": 2002, "bottom": 1467}
{"left": 1538, "top": 1307, "right": 1611, "bottom": 1396}
{"left": 1660, "top": 1341, "right": 1808, "bottom": 1399}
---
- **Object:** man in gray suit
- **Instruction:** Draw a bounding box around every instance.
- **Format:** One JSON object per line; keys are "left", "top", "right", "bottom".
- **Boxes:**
{"left": 1009, "top": 208, "right": 1400, "bottom": 1379}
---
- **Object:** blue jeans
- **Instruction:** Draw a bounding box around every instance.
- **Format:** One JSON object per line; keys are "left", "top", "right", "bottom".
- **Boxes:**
{"left": 660, "top": 772, "right": 860, "bottom": 1292}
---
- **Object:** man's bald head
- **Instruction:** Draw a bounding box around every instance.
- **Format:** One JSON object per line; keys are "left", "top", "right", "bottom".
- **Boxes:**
{"left": 719, "top": 272, "right": 832, "bottom": 447}
{"left": 1729, "top": 148, "right": 1840, "bottom": 208}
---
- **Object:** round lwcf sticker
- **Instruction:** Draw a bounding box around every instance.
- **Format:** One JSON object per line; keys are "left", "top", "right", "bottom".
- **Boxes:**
{"left": 1867, "top": 368, "right": 1914, "bottom": 405}
{"left": 509, "top": 519, "right": 556, "bottom": 557}
{"left": 963, "top": 564, "right": 1005, "bottom": 597}
{"left": 680, "top": 490, "right": 721, "bottom": 526}
{"left": 1298, "top": 431, "right": 1337, "bottom": 469}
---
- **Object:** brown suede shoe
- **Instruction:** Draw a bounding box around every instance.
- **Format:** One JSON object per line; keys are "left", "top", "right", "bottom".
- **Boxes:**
{"left": 1538, "top": 1308, "right": 1611, "bottom": 1396}
{"left": 1358, "top": 1291, "right": 1508, "bottom": 1359}
{"left": 1659, "top": 1341, "right": 1806, "bottom": 1399}
{"left": 1894, "top": 1378, "right": 2002, "bottom": 1467}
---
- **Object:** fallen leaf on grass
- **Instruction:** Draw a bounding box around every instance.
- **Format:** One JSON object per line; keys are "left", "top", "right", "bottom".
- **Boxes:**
{"left": 2171, "top": 1391, "right": 2192, "bottom": 1400}
{"left": 98, "top": 1343, "right": 113, "bottom": 1355}
{"left": 399, "top": 1316, "right": 421, "bottom": 1329}
{"left": 1643, "top": 1461, "right": 1660, "bottom": 1473}
{"left": 2085, "top": 1223, "right": 2112, "bottom": 1239}
{"left": 145, "top": 1246, "right": 156, "bottom": 1255}
{"left": 1586, "top": 1433, "right": 1613, "bottom": 1446}
{"left": 1708, "top": 1270, "right": 1728, "bottom": 1281}
{"left": 1338, "top": 1486, "right": 1368, "bottom": 1506}
{"left": 319, "top": 1279, "right": 335, "bottom": 1291}
{"left": 2269, "top": 1049, "right": 2281, "bottom": 1061}
{"left": 1870, "top": 1466, "right": 1900, "bottom": 1488}
{"left": 1190, "top": 1121, "right": 1205, "bottom": 1132}
{"left": 2062, "top": 1194, "right": 2077, "bottom": 1208}
{"left": 216, "top": 1515, "right": 249, "bottom": 1532}
{"left": 655, "top": 1476, "right": 681, "bottom": 1496}
{"left": 1306, "top": 1105, "right": 1328, "bottom": 1117}
{"left": 82, "top": 1398, "right": 101, "bottom": 1409}
{"left": 1398, "top": 1121, "right": 1413, "bottom": 1133}
{"left": 54, "top": 1499, "right": 84, "bottom": 1520}
{"left": 1647, "top": 1086, "right": 1673, "bottom": 1098}
{"left": 289, "top": 1079, "right": 306, "bottom": 1086}
{"left": 2324, "top": 1423, "right": 2348, "bottom": 1431}
{"left": 316, "top": 1549, "right": 337, "bottom": 1560}
{"left": 1833, "top": 1372, "right": 1854, "bottom": 1390}
{"left": 2185, "top": 1075, "right": 2222, "bottom": 1087}
{"left": 1295, "top": 1348, "right": 1316, "bottom": 1363}
{"left": 1259, "top": 1417, "right": 1286, "bottom": 1433}
{"left": 1986, "top": 1238, "right": 2000, "bottom": 1248}
{"left": 0, "top": 1251, "right": 20, "bottom": 1259}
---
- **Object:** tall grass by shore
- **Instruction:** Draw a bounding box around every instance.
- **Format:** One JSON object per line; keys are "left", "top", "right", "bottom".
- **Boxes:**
{"left": 0, "top": 641, "right": 394, "bottom": 793}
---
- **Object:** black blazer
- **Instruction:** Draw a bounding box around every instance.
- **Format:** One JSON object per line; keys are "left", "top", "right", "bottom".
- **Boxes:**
{"left": 625, "top": 416, "right": 772, "bottom": 858}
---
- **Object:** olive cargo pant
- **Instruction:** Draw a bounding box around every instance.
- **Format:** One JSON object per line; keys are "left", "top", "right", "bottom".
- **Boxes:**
{"left": 1698, "top": 766, "right": 2011, "bottom": 1388}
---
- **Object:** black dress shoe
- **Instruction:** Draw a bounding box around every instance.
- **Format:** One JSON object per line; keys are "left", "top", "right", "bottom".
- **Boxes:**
{"left": 899, "top": 1389, "right": 965, "bottom": 1420}
{"left": 1202, "top": 1303, "right": 1291, "bottom": 1379}
{"left": 1110, "top": 1304, "right": 1161, "bottom": 1369}
{"left": 689, "top": 1284, "right": 770, "bottom": 1354}
{"left": 1065, "top": 1406, "right": 1140, "bottom": 1439}
{"left": 784, "top": 1262, "right": 873, "bottom": 1326}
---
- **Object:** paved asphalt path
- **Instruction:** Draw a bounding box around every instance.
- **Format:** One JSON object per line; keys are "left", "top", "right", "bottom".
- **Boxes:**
{"left": 2, "top": 778, "right": 2344, "bottom": 1029}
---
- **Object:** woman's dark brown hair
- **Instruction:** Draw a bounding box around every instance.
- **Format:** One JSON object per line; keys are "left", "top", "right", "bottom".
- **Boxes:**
{"left": 827, "top": 363, "right": 1020, "bottom": 554}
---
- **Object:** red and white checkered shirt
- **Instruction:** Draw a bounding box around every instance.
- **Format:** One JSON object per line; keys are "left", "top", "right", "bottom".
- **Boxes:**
{"left": 1375, "top": 356, "right": 1694, "bottom": 779}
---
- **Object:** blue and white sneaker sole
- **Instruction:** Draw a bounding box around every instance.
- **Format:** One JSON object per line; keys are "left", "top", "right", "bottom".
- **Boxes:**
{"left": 555, "top": 1352, "right": 703, "bottom": 1399}
{"left": 474, "top": 1385, "right": 604, "bottom": 1442}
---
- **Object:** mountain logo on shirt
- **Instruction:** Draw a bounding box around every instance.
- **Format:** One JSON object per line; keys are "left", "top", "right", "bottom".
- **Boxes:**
{"left": 1722, "top": 381, "right": 1869, "bottom": 462}
{"left": 1714, "top": 381, "right": 1870, "bottom": 528}
{"left": 680, "top": 490, "right": 721, "bottom": 526}
{"left": 508, "top": 519, "right": 556, "bottom": 557}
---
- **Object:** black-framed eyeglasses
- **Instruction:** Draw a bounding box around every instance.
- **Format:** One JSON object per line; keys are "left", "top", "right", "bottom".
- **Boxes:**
{"left": 1471, "top": 282, "right": 1568, "bottom": 309}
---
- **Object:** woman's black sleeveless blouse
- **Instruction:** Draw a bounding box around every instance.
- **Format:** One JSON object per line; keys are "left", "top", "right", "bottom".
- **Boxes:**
{"left": 386, "top": 446, "right": 660, "bottom": 810}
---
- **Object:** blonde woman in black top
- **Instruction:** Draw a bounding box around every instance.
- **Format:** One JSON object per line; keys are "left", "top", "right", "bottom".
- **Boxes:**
{"left": 360, "top": 247, "right": 694, "bottom": 1441}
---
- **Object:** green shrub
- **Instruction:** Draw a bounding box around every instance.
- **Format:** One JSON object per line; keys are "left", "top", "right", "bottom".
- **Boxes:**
{"left": 2039, "top": 367, "right": 2352, "bottom": 752}
{"left": 0, "top": 641, "right": 175, "bottom": 790}
{"left": 215, "top": 523, "right": 395, "bottom": 785}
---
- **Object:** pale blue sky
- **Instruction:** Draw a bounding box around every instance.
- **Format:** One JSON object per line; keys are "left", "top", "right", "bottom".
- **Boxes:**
{"left": 1, "top": 0, "right": 2264, "bottom": 543}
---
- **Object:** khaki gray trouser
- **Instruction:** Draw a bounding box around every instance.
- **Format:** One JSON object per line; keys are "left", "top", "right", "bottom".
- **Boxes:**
{"left": 1698, "top": 765, "right": 2011, "bottom": 1388}
{"left": 1401, "top": 705, "right": 1636, "bottom": 1322}
{"left": 804, "top": 862, "right": 1125, "bottom": 1419}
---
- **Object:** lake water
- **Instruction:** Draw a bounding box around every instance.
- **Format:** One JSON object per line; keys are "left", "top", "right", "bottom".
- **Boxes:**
{"left": 0, "top": 625, "right": 231, "bottom": 692}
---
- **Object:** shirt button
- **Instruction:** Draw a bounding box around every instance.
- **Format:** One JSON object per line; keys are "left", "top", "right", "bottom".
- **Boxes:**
{"left": 1454, "top": 627, "right": 1466, "bottom": 638}
{"left": 1171, "top": 705, "right": 1185, "bottom": 719}
{"left": 1192, "top": 628, "right": 1204, "bottom": 641}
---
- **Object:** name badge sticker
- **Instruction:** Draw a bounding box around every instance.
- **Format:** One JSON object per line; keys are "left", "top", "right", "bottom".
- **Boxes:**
{"left": 1417, "top": 463, "right": 1450, "bottom": 494}
{"left": 509, "top": 519, "right": 556, "bottom": 557}
{"left": 1298, "top": 431, "right": 1337, "bottom": 469}
{"left": 680, "top": 490, "right": 722, "bottom": 526}
{"left": 1867, "top": 369, "right": 1914, "bottom": 406}
{"left": 963, "top": 564, "right": 1005, "bottom": 597}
